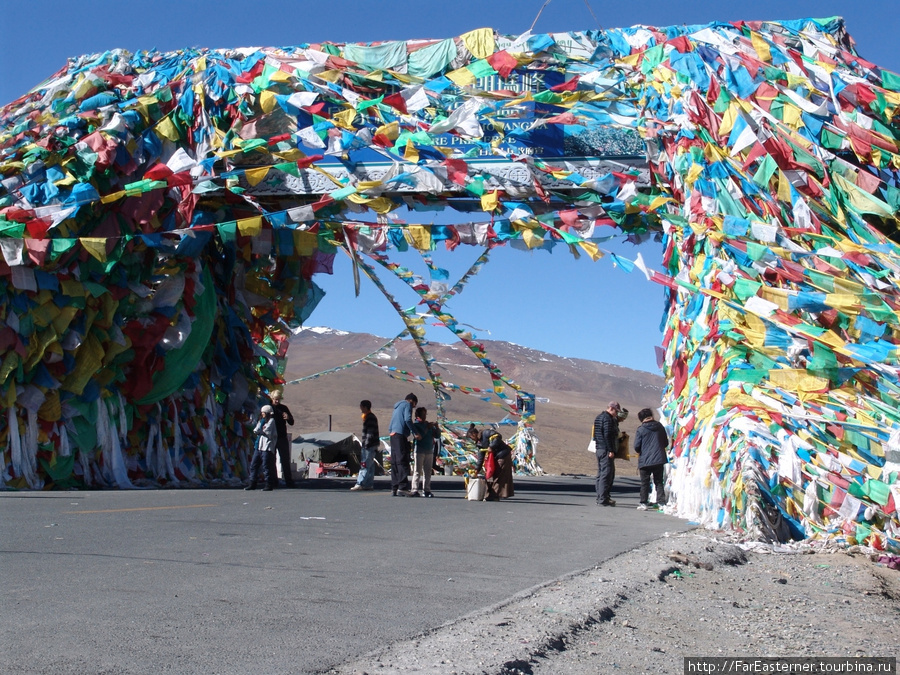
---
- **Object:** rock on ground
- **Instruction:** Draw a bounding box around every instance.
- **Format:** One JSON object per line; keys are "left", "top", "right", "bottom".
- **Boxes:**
{"left": 326, "top": 530, "right": 900, "bottom": 675}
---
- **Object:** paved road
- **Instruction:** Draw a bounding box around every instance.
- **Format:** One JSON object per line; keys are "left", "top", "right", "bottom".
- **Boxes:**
{"left": 1, "top": 475, "right": 690, "bottom": 674}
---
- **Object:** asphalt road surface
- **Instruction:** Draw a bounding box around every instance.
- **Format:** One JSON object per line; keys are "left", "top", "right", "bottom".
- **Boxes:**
{"left": 1, "top": 475, "right": 691, "bottom": 674}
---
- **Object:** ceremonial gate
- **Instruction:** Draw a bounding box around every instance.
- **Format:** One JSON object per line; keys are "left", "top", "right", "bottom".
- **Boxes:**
{"left": 2, "top": 18, "right": 899, "bottom": 550}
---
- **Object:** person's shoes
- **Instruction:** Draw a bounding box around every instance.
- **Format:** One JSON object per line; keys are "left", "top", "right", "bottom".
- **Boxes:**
{"left": 408, "top": 491, "right": 421, "bottom": 497}
{"left": 285, "top": 482, "right": 296, "bottom": 489}
{"left": 361, "top": 486, "right": 374, "bottom": 491}
{"left": 350, "top": 485, "right": 363, "bottom": 491}
{"left": 244, "top": 484, "right": 257, "bottom": 491}
{"left": 262, "top": 486, "right": 274, "bottom": 491}
{"left": 424, "top": 492, "right": 434, "bottom": 498}
{"left": 600, "top": 499, "right": 616, "bottom": 507}
{"left": 637, "top": 503, "right": 648, "bottom": 511}
{"left": 392, "top": 490, "right": 406, "bottom": 497}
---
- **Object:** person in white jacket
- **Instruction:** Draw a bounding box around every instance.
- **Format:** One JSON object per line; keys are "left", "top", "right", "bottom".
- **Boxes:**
{"left": 245, "top": 405, "right": 278, "bottom": 491}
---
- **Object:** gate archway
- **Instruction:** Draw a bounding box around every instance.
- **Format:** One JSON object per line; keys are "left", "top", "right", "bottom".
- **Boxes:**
{"left": 2, "top": 18, "right": 899, "bottom": 550}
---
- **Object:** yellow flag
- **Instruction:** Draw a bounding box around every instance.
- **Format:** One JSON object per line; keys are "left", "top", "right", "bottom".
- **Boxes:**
{"left": 824, "top": 293, "right": 861, "bottom": 314}
{"left": 237, "top": 217, "right": 262, "bottom": 236}
{"left": 685, "top": 162, "right": 703, "bottom": 185}
{"left": 522, "top": 228, "right": 543, "bottom": 249}
{"left": 718, "top": 103, "right": 738, "bottom": 137}
{"left": 777, "top": 171, "right": 793, "bottom": 202}
{"left": 480, "top": 190, "right": 499, "bottom": 212}
{"left": 723, "top": 387, "right": 759, "bottom": 410}
{"left": 461, "top": 28, "right": 495, "bottom": 59}
{"left": 781, "top": 104, "right": 802, "bottom": 130}
{"left": 403, "top": 141, "right": 419, "bottom": 163}
{"left": 80, "top": 238, "right": 107, "bottom": 263}
{"left": 37, "top": 390, "right": 62, "bottom": 422}
{"left": 364, "top": 197, "right": 395, "bottom": 215}
{"left": 62, "top": 333, "right": 104, "bottom": 396}
{"left": 375, "top": 121, "right": 399, "bottom": 141}
{"left": 268, "top": 69, "right": 291, "bottom": 84}
{"left": 767, "top": 369, "right": 829, "bottom": 392}
{"left": 332, "top": 108, "right": 357, "bottom": 130}
{"left": 406, "top": 225, "right": 431, "bottom": 251}
{"left": 751, "top": 33, "right": 771, "bottom": 62}
{"left": 156, "top": 116, "right": 181, "bottom": 141}
{"left": 100, "top": 190, "right": 126, "bottom": 204}
{"left": 446, "top": 67, "right": 476, "bottom": 87}
{"left": 316, "top": 69, "right": 342, "bottom": 83}
{"left": 260, "top": 91, "right": 278, "bottom": 114}
{"left": 578, "top": 240, "right": 603, "bottom": 261}
{"left": 293, "top": 231, "right": 317, "bottom": 256}
{"left": 244, "top": 167, "right": 270, "bottom": 187}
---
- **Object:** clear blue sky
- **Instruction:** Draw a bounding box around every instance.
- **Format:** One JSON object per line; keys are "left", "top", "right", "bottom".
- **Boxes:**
{"left": 2, "top": 1, "right": 898, "bottom": 373}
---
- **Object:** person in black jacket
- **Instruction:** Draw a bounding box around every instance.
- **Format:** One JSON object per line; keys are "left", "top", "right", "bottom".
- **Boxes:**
{"left": 351, "top": 400, "right": 380, "bottom": 491}
{"left": 270, "top": 390, "right": 296, "bottom": 487}
{"left": 593, "top": 401, "right": 621, "bottom": 506}
{"left": 634, "top": 408, "right": 669, "bottom": 510}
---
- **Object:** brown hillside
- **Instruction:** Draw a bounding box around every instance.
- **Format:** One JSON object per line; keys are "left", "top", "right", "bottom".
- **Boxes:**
{"left": 280, "top": 329, "right": 665, "bottom": 476}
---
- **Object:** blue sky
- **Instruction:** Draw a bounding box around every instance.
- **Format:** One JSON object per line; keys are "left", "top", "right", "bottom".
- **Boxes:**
{"left": 2, "top": 0, "right": 898, "bottom": 373}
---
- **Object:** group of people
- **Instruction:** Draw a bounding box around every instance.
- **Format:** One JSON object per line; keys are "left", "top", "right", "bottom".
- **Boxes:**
{"left": 351, "top": 393, "right": 439, "bottom": 497}
{"left": 245, "top": 390, "right": 668, "bottom": 508}
{"left": 244, "top": 390, "right": 515, "bottom": 499}
{"left": 593, "top": 400, "right": 670, "bottom": 510}
{"left": 354, "top": 392, "right": 514, "bottom": 500}
{"left": 245, "top": 391, "right": 295, "bottom": 491}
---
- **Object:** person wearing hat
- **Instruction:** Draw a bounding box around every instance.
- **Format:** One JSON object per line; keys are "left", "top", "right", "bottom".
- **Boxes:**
{"left": 245, "top": 404, "right": 278, "bottom": 491}
{"left": 634, "top": 408, "right": 669, "bottom": 510}
{"left": 593, "top": 401, "right": 621, "bottom": 506}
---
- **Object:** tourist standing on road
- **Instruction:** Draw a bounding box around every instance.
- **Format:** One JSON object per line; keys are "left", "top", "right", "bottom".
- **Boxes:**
{"left": 388, "top": 393, "right": 419, "bottom": 496}
{"left": 246, "top": 404, "right": 278, "bottom": 491}
{"left": 474, "top": 426, "right": 515, "bottom": 501}
{"left": 594, "top": 401, "right": 621, "bottom": 506}
{"left": 634, "top": 408, "right": 669, "bottom": 510}
{"left": 270, "top": 390, "right": 295, "bottom": 488}
{"left": 409, "top": 407, "right": 436, "bottom": 498}
{"left": 351, "top": 400, "right": 380, "bottom": 491}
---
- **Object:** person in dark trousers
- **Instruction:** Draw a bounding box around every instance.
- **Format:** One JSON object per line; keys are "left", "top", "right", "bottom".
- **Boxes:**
{"left": 245, "top": 404, "right": 278, "bottom": 491}
{"left": 351, "top": 400, "right": 380, "bottom": 491}
{"left": 388, "top": 393, "right": 419, "bottom": 496}
{"left": 269, "top": 390, "right": 295, "bottom": 487}
{"left": 409, "top": 407, "right": 436, "bottom": 497}
{"left": 593, "top": 401, "right": 621, "bottom": 506}
{"left": 634, "top": 407, "right": 669, "bottom": 510}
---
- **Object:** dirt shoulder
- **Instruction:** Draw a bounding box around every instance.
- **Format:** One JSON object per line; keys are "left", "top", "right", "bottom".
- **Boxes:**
{"left": 327, "top": 530, "right": 900, "bottom": 675}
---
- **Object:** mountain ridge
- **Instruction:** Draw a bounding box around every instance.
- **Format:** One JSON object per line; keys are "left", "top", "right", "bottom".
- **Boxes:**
{"left": 281, "top": 327, "right": 665, "bottom": 476}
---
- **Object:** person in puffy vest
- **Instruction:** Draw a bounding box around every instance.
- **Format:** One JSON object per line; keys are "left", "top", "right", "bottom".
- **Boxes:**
{"left": 245, "top": 404, "right": 278, "bottom": 491}
{"left": 633, "top": 407, "right": 670, "bottom": 510}
{"left": 593, "top": 401, "right": 621, "bottom": 506}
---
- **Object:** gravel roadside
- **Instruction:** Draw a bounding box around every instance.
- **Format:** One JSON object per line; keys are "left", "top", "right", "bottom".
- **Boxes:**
{"left": 327, "top": 529, "right": 900, "bottom": 675}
